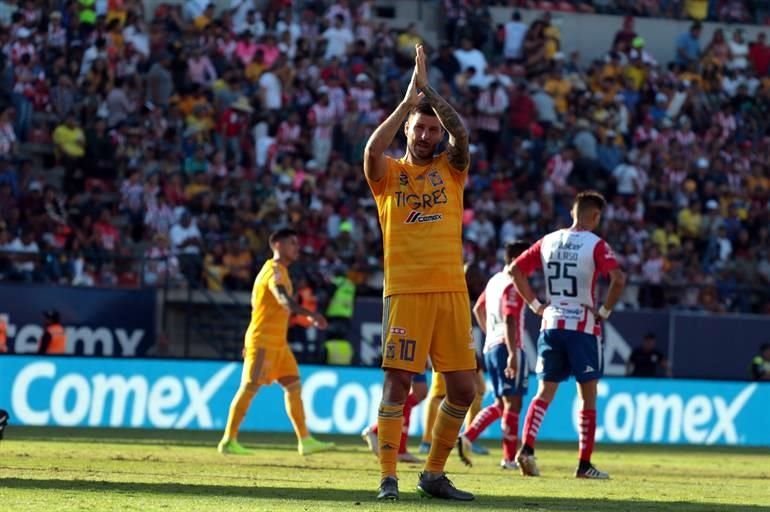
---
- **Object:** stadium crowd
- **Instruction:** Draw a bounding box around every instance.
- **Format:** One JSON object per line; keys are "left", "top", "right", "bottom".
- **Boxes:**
{"left": 0, "top": 0, "right": 769, "bottom": 315}
{"left": 505, "top": 0, "right": 767, "bottom": 24}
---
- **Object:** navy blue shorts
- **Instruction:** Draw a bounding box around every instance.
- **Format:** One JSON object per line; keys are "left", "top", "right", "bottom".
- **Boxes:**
{"left": 413, "top": 373, "right": 427, "bottom": 384}
{"left": 484, "top": 344, "right": 528, "bottom": 397}
{"left": 536, "top": 329, "right": 602, "bottom": 383}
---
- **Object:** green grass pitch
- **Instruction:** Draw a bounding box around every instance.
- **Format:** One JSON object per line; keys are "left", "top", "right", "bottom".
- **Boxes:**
{"left": 1, "top": 427, "right": 769, "bottom": 511}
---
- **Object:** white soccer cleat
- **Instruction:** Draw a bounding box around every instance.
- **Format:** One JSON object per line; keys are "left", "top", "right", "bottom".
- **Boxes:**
{"left": 500, "top": 459, "right": 519, "bottom": 470}
{"left": 361, "top": 426, "right": 379, "bottom": 456}
{"left": 456, "top": 434, "right": 473, "bottom": 467}
{"left": 397, "top": 451, "right": 423, "bottom": 464}
{"left": 575, "top": 463, "right": 610, "bottom": 480}
{"left": 516, "top": 451, "right": 540, "bottom": 477}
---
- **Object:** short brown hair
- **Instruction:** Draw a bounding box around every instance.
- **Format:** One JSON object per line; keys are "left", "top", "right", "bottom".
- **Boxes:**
{"left": 573, "top": 190, "right": 607, "bottom": 214}
{"left": 269, "top": 228, "right": 297, "bottom": 246}
{"left": 409, "top": 99, "right": 437, "bottom": 119}
{"left": 505, "top": 240, "right": 530, "bottom": 265}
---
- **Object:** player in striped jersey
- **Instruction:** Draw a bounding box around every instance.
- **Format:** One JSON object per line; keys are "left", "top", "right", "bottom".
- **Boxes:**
{"left": 508, "top": 191, "right": 626, "bottom": 479}
{"left": 365, "top": 45, "right": 476, "bottom": 501}
{"left": 456, "top": 241, "right": 531, "bottom": 470}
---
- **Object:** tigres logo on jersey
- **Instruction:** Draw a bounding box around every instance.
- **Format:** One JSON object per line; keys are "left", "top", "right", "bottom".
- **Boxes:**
{"left": 427, "top": 170, "right": 444, "bottom": 187}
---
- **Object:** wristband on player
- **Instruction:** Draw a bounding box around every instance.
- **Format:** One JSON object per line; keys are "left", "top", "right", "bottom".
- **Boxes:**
{"left": 598, "top": 305, "right": 612, "bottom": 319}
{"left": 528, "top": 299, "right": 544, "bottom": 313}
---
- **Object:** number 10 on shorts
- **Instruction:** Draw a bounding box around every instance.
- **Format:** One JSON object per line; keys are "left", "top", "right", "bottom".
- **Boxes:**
{"left": 386, "top": 338, "right": 416, "bottom": 361}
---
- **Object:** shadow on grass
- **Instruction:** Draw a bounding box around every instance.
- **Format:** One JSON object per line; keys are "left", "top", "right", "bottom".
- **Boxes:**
{"left": 8, "top": 428, "right": 770, "bottom": 457}
{"left": 0, "top": 478, "right": 766, "bottom": 511}
{"left": 5, "top": 428, "right": 366, "bottom": 454}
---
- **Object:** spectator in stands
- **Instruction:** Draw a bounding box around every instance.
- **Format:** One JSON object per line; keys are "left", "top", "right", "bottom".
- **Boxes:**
{"left": 0, "top": 0, "right": 767, "bottom": 314}
{"left": 396, "top": 22, "right": 422, "bottom": 60}
{"left": 455, "top": 36, "right": 488, "bottom": 76}
{"left": 5, "top": 227, "right": 40, "bottom": 281}
{"left": 432, "top": 44, "right": 461, "bottom": 88}
{"left": 0, "top": 107, "right": 18, "bottom": 157}
{"left": 748, "top": 32, "right": 770, "bottom": 76}
{"left": 322, "top": 14, "right": 354, "bottom": 61}
{"left": 613, "top": 16, "right": 636, "bottom": 53}
{"left": 223, "top": 237, "right": 253, "bottom": 290}
{"left": 675, "top": 22, "right": 702, "bottom": 69}
{"left": 523, "top": 19, "right": 548, "bottom": 77}
{"left": 53, "top": 112, "right": 85, "bottom": 167}
{"left": 475, "top": 80, "right": 508, "bottom": 158}
{"left": 170, "top": 209, "right": 203, "bottom": 286}
{"left": 750, "top": 343, "right": 770, "bottom": 381}
{"left": 626, "top": 332, "right": 671, "bottom": 378}
{"left": 503, "top": 11, "right": 527, "bottom": 61}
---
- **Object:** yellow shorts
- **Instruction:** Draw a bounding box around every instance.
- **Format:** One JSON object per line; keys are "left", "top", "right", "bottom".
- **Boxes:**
{"left": 242, "top": 344, "right": 299, "bottom": 386}
{"left": 381, "top": 292, "right": 476, "bottom": 374}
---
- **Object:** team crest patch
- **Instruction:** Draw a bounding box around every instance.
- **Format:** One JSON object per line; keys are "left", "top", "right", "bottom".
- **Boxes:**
{"left": 385, "top": 342, "right": 396, "bottom": 360}
{"left": 399, "top": 172, "right": 408, "bottom": 186}
{"left": 427, "top": 170, "right": 444, "bottom": 187}
{"left": 390, "top": 327, "right": 406, "bottom": 335}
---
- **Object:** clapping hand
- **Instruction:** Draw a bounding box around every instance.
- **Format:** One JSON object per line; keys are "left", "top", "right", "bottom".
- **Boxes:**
{"left": 404, "top": 66, "right": 423, "bottom": 106}
{"left": 414, "top": 44, "right": 429, "bottom": 89}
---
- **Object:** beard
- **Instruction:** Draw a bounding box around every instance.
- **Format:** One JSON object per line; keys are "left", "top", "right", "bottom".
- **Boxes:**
{"left": 408, "top": 140, "right": 435, "bottom": 161}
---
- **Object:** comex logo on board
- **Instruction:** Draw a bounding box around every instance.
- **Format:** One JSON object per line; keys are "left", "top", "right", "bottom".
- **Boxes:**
{"left": 572, "top": 382, "right": 757, "bottom": 445}
{"left": 11, "top": 362, "right": 236, "bottom": 428}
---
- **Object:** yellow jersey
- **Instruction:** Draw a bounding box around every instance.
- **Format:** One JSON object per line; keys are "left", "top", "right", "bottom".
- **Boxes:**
{"left": 368, "top": 152, "right": 468, "bottom": 297}
{"left": 244, "top": 259, "right": 293, "bottom": 350}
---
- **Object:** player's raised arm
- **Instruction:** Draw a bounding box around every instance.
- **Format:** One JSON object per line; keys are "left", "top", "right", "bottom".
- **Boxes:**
{"left": 272, "top": 284, "right": 328, "bottom": 329}
{"left": 363, "top": 65, "right": 423, "bottom": 183}
{"left": 413, "top": 44, "right": 469, "bottom": 172}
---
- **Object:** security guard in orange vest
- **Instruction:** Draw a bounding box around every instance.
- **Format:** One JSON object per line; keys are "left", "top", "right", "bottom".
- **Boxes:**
{"left": 37, "top": 310, "right": 67, "bottom": 354}
{"left": 290, "top": 284, "right": 319, "bottom": 329}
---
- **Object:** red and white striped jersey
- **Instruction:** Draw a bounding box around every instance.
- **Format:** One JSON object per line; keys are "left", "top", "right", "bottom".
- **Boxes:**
{"left": 476, "top": 271, "right": 526, "bottom": 353}
{"left": 515, "top": 229, "right": 619, "bottom": 336}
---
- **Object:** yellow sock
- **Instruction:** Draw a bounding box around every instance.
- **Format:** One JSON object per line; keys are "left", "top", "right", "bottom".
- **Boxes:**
{"left": 223, "top": 385, "right": 258, "bottom": 441}
{"left": 422, "top": 395, "right": 442, "bottom": 444}
{"left": 465, "top": 390, "right": 483, "bottom": 430}
{"left": 284, "top": 381, "right": 309, "bottom": 440}
{"left": 378, "top": 403, "right": 404, "bottom": 479}
{"left": 424, "top": 399, "right": 469, "bottom": 474}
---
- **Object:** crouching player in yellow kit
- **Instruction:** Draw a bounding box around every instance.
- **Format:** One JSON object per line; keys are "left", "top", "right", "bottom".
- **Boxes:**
{"left": 218, "top": 228, "right": 336, "bottom": 456}
{"left": 365, "top": 44, "right": 476, "bottom": 501}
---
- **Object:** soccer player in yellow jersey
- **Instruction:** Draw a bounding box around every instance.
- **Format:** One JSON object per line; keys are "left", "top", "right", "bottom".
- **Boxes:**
{"left": 365, "top": 44, "right": 476, "bottom": 501}
{"left": 218, "top": 228, "right": 336, "bottom": 456}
